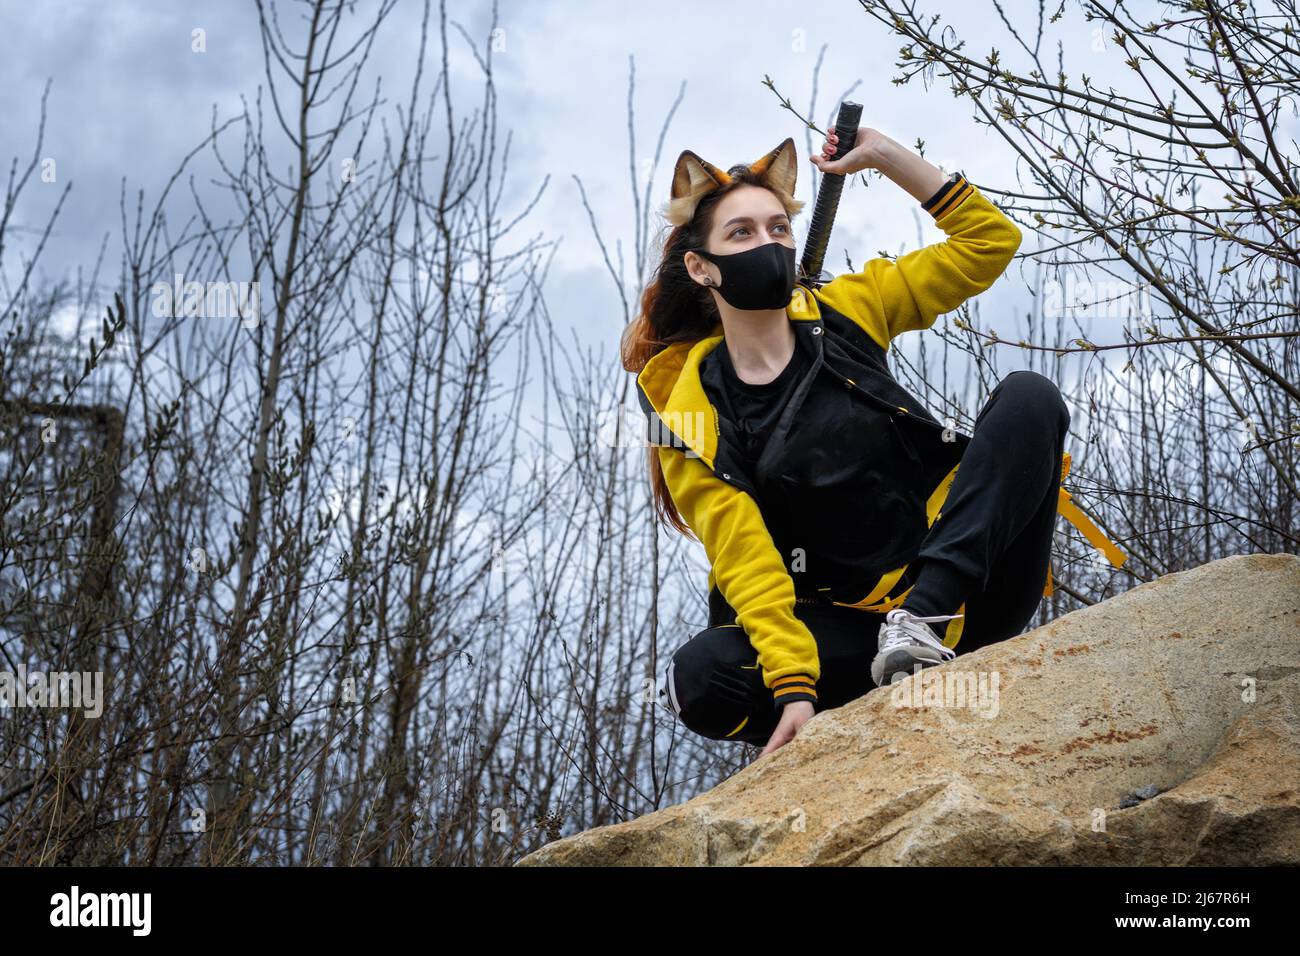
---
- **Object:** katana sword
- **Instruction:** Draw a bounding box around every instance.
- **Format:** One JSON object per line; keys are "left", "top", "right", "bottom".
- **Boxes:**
{"left": 798, "top": 100, "right": 862, "bottom": 290}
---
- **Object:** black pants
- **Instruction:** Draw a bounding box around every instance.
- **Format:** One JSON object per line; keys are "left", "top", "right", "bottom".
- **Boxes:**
{"left": 664, "top": 370, "right": 1071, "bottom": 746}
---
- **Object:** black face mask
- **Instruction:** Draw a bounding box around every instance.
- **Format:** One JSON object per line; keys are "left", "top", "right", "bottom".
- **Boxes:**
{"left": 692, "top": 240, "right": 797, "bottom": 311}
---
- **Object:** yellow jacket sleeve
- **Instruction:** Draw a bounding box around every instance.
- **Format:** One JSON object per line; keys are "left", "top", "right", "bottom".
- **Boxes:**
{"left": 658, "top": 445, "right": 819, "bottom": 710}
{"left": 812, "top": 172, "right": 1023, "bottom": 350}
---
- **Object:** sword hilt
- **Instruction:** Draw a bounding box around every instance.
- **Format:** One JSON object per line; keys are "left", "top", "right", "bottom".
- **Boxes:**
{"left": 799, "top": 101, "right": 862, "bottom": 289}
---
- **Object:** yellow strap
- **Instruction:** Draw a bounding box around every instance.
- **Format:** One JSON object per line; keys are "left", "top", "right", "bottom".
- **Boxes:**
{"left": 825, "top": 460, "right": 960, "bottom": 613}
{"left": 832, "top": 450, "right": 1128, "bottom": 615}
{"left": 944, "top": 601, "right": 965, "bottom": 649}
{"left": 836, "top": 564, "right": 908, "bottom": 610}
{"left": 1043, "top": 450, "right": 1129, "bottom": 595}
{"left": 925, "top": 460, "right": 961, "bottom": 524}
{"left": 1057, "top": 489, "right": 1128, "bottom": 568}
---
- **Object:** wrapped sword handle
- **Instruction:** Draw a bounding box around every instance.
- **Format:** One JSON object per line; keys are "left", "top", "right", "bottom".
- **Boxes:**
{"left": 798, "top": 100, "right": 862, "bottom": 288}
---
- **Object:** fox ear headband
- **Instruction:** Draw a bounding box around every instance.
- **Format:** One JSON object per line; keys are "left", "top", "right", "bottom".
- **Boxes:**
{"left": 661, "top": 136, "right": 805, "bottom": 227}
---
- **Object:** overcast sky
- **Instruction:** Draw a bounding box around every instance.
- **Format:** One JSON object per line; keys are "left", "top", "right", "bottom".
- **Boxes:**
{"left": 1, "top": 0, "right": 1193, "bottom": 369}
{"left": 4, "top": 0, "right": 1276, "bottom": 620}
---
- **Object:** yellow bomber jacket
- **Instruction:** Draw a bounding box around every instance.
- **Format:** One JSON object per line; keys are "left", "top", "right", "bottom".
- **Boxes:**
{"left": 636, "top": 172, "right": 1126, "bottom": 711}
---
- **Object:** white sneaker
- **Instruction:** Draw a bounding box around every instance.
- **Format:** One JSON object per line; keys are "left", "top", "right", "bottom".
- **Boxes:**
{"left": 870, "top": 607, "right": 962, "bottom": 687}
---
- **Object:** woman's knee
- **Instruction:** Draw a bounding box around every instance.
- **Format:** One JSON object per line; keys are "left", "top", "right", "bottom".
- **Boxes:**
{"left": 661, "top": 624, "right": 768, "bottom": 742}
{"left": 997, "top": 370, "right": 1070, "bottom": 433}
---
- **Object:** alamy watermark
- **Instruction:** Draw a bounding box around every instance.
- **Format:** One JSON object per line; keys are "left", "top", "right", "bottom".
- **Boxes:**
{"left": 596, "top": 402, "right": 709, "bottom": 458}
{"left": 50, "top": 886, "right": 150, "bottom": 936}
{"left": 0, "top": 665, "right": 103, "bottom": 718}
{"left": 150, "top": 273, "right": 260, "bottom": 328}
{"left": 889, "top": 664, "right": 1001, "bottom": 719}
{"left": 1043, "top": 277, "right": 1151, "bottom": 321}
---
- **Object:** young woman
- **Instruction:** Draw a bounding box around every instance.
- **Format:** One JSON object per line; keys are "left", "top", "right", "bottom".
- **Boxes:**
{"left": 621, "top": 130, "right": 1125, "bottom": 757}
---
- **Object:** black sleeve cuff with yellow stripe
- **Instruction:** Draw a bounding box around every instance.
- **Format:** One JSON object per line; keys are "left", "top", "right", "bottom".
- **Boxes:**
{"left": 772, "top": 673, "right": 818, "bottom": 710}
{"left": 921, "top": 170, "right": 972, "bottom": 219}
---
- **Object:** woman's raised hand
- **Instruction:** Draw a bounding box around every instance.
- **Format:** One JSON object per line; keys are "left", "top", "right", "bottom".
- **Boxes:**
{"left": 809, "top": 126, "right": 890, "bottom": 176}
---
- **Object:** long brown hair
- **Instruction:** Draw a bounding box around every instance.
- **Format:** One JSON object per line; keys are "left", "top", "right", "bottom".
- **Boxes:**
{"left": 620, "top": 168, "right": 804, "bottom": 539}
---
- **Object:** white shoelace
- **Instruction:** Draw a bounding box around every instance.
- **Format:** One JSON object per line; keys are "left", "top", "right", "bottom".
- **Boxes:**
{"left": 880, "top": 607, "right": 963, "bottom": 659}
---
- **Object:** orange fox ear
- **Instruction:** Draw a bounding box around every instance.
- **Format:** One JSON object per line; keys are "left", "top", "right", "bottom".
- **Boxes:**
{"left": 661, "top": 137, "right": 804, "bottom": 227}
{"left": 749, "top": 136, "right": 799, "bottom": 204}
{"left": 662, "top": 149, "right": 731, "bottom": 227}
